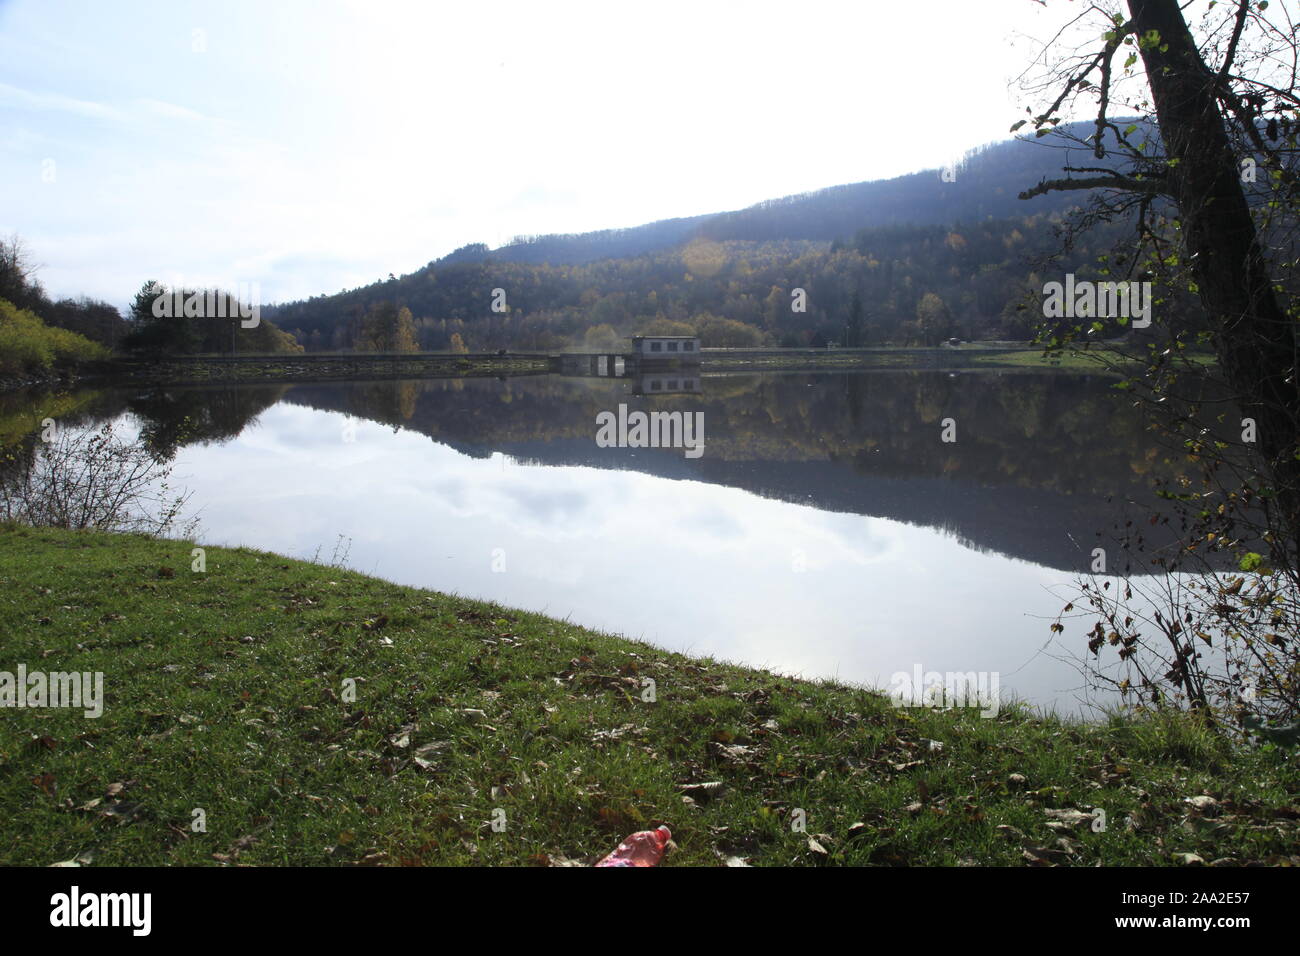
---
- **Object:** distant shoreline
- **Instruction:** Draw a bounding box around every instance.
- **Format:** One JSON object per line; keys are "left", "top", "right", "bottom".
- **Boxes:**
{"left": 17, "top": 346, "right": 1144, "bottom": 390}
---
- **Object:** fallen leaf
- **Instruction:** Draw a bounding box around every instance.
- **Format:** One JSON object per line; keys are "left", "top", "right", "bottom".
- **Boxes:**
{"left": 1043, "top": 807, "right": 1096, "bottom": 830}
{"left": 1184, "top": 795, "right": 1219, "bottom": 813}
{"left": 412, "top": 741, "right": 449, "bottom": 770}
{"left": 1022, "top": 846, "right": 1067, "bottom": 866}
{"left": 679, "top": 781, "right": 725, "bottom": 801}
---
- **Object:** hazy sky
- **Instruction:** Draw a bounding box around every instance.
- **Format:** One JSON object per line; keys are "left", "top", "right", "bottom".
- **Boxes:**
{"left": 0, "top": 0, "right": 1081, "bottom": 308}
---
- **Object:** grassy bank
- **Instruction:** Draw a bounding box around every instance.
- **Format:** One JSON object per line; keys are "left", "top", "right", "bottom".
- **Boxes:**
{"left": 701, "top": 350, "right": 944, "bottom": 371}
{"left": 970, "top": 348, "right": 1123, "bottom": 371}
{"left": 969, "top": 347, "right": 1220, "bottom": 372}
{"left": 1, "top": 527, "right": 1296, "bottom": 867}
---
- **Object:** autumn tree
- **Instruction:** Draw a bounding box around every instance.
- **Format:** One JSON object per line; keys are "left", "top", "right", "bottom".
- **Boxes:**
{"left": 1021, "top": 0, "right": 1300, "bottom": 723}
{"left": 694, "top": 313, "right": 764, "bottom": 348}
{"left": 0, "top": 234, "right": 40, "bottom": 309}
{"left": 915, "top": 293, "right": 951, "bottom": 346}
{"left": 846, "top": 291, "right": 865, "bottom": 347}
{"left": 583, "top": 323, "right": 621, "bottom": 351}
{"left": 354, "top": 302, "right": 419, "bottom": 353}
{"left": 1020, "top": 0, "right": 1299, "bottom": 546}
{"left": 0, "top": 236, "right": 127, "bottom": 348}
{"left": 639, "top": 317, "right": 697, "bottom": 337}
{"left": 122, "top": 281, "right": 301, "bottom": 356}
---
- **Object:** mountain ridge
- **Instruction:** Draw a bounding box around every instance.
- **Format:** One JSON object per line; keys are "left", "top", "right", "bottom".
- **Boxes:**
{"left": 264, "top": 120, "right": 1155, "bottom": 350}
{"left": 424, "top": 120, "right": 1144, "bottom": 270}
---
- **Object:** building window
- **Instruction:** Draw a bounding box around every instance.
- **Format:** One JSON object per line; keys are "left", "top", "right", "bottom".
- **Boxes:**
{"left": 668, "top": 380, "right": 678, "bottom": 389}
{"left": 668, "top": 341, "right": 678, "bottom": 352}
{"left": 683, "top": 341, "right": 694, "bottom": 351}
{"left": 650, "top": 342, "right": 662, "bottom": 352}
{"left": 651, "top": 380, "right": 661, "bottom": 390}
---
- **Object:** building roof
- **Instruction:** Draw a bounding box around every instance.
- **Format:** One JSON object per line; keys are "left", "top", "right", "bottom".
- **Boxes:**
{"left": 630, "top": 334, "right": 698, "bottom": 340}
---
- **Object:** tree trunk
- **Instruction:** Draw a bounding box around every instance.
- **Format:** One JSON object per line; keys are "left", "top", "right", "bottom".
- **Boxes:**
{"left": 1128, "top": 0, "right": 1300, "bottom": 554}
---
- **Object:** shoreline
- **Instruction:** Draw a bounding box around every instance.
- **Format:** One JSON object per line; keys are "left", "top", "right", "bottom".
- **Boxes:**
{"left": 0, "top": 346, "right": 1140, "bottom": 392}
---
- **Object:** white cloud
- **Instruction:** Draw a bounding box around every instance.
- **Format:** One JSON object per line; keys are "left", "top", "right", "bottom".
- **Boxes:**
{"left": 0, "top": 80, "right": 122, "bottom": 121}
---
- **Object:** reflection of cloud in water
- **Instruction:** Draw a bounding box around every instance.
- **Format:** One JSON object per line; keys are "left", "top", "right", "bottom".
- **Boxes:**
{"left": 153, "top": 403, "right": 1089, "bottom": 713}
{"left": 680, "top": 505, "right": 744, "bottom": 540}
{"left": 486, "top": 485, "right": 592, "bottom": 525}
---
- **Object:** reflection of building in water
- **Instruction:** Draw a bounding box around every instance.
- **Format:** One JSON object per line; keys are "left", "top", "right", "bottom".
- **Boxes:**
{"left": 557, "top": 353, "right": 627, "bottom": 377}
{"left": 554, "top": 335, "right": 702, "bottom": 379}
{"left": 556, "top": 338, "right": 707, "bottom": 379}
{"left": 632, "top": 373, "right": 701, "bottom": 396}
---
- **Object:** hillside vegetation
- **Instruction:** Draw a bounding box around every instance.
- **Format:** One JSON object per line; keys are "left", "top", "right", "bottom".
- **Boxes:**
{"left": 266, "top": 122, "right": 1190, "bottom": 353}
{"left": 0, "top": 298, "right": 108, "bottom": 380}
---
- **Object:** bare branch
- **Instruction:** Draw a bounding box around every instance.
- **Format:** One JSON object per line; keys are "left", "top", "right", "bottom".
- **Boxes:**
{"left": 1019, "top": 173, "right": 1168, "bottom": 200}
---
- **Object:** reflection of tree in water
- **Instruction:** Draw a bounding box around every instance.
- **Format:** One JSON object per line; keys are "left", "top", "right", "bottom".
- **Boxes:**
{"left": 274, "top": 370, "right": 1243, "bottom": 572}
{"left": 0, "top": 386, "right": 286, "bottom": 513}
{"left": 20, "top": 369, "right": 1219, "bottom": 526}
{"left": 280, "top": 370, "right": 1232, "bottom": 499}
{"left": 348, "top": 381, "right": 420, "bottom": 429}
{"left": 0, "top": 388, "right": 111, "bottom": 492}
{"left": 1, "top": 370, "right": 1242, "bottom": 571}
{"left": 127, "top": 385, "right": 289, "bottom": 459}
{"left": 843, "top": 372, "right": 871, "bottom": 431}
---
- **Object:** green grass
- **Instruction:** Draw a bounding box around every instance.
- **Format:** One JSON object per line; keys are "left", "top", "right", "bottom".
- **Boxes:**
{"left": 1, "top": 527, "right": 1296, "bottom": 867}
{"left": 970, "top": 348, "right": 1127, "bottom": 370}
{"left": 703, "top": 352, "right": 923, "bottom": 370}
{"left": 969, "top": 347, "right": 1220, "bottom": 372}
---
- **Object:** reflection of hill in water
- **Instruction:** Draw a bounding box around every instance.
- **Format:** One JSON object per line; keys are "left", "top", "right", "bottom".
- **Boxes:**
{"left": 272, "top": 371, "right": 1204, "bottom": 573}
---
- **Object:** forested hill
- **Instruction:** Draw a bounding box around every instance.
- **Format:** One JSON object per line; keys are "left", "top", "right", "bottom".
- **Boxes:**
{"left": 694, "top": 135, "right": 1102, "bottom": 244}
{"left": 266, "top": 121, "right": 1160, "bottom": 351}
{"left": 445, "top": 121, "right": 1137, "bottom": 266}
{"left": 438, "top": 214, "right": 713, "bottom": 267}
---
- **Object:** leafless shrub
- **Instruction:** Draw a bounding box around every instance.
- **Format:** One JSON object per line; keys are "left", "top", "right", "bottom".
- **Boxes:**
{"left": 0, "top": 422, "right": 193, "bottom": 535}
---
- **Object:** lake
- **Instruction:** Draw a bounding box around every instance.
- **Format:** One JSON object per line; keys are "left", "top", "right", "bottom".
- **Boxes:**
{"left": 6, "top": 368, "right": 1189, "bottom": 714}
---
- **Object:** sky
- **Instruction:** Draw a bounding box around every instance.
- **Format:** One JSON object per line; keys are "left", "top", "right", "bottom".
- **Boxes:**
{"left": 0, "top": 0, "right": 1087, "bottom": 310}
